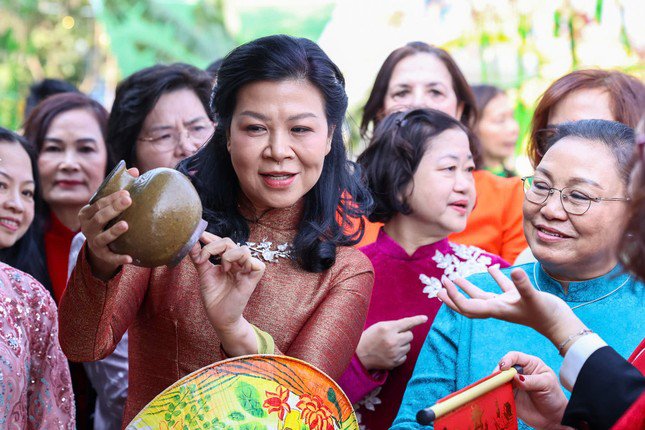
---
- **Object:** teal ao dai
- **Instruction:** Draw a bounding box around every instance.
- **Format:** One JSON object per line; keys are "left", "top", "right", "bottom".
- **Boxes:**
{"left": 392, "top": 262, "right": 644, "bottom": 429}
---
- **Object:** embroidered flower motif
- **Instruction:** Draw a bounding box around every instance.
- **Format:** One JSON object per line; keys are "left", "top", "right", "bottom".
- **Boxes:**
{"left": 359, "top": 387, "right": 382, "bottom": 411}
{"left": 419, "top": 274, "right": 442, "bottom": 299}
{"left": 296, "top": 394, "right": 334, "bottom": 430}
{"left": 420, "top": 243, "right": 498, "bottom": 300}
{"left": 263, "top": 385, "right": 291, "bottom": 421}
{"left": 244, "top": 240, "right": 292, "bottom": 263}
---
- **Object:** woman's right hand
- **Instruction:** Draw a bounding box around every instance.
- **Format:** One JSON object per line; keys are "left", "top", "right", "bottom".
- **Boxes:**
{"left": 498, "top": 351, "right": 571, "bottom": 430}
{"left": 356, "top": 315, "right": 428, "bottom": 370}
{"left": 79, "top": 169, "right": 139, "bottom": 280}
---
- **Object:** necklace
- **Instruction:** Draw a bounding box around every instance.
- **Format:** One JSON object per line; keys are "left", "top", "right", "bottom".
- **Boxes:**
{"left": 532, "top": 262, "right": 631, "bottom": 310}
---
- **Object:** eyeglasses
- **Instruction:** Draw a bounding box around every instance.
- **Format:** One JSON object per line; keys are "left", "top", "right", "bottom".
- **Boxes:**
{"left": 521, "top": 176, "right": 630, "bottom": 215}
{"left": 138, "top": 120, "right": 215, "bottom": 152}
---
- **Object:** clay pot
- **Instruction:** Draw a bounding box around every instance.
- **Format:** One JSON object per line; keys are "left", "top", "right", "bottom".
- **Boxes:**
{"left": 90, "top": 160, "right": 207, "bottom": 268}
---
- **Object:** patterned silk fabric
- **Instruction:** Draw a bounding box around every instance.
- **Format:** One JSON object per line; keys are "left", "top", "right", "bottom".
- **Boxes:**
{"left": 0, "top": 262, "right": 75, "bottom": 429}
{"left": 59, "top": 200, "right": 374, "bottom": 426}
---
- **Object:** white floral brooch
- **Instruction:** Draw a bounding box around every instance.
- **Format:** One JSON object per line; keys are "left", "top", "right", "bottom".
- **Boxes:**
{"left": 243, "top": 240, "right": 292, "bottom": 263}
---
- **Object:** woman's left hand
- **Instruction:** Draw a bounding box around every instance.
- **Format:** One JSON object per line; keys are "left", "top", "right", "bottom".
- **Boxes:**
{"left": 190, "top": 232, "right": 265, "bottom": 344}
{"left": 498, "top": 351, "right": 570, "bottom": 430}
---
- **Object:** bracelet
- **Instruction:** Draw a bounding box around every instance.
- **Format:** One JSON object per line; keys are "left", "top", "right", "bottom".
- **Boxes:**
{"left": 558, "top": 328, "right": 593, "bottom": 354}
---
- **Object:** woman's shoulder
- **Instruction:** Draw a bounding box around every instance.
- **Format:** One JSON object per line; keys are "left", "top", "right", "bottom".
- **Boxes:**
{"left": 0, "top": 262, "right": 55, "bottom": 307}
{"left": 446, "top": 242, "right": 510, "bottom": 268}
{"left": 334, "top": 246, "right": 375, "bottom": 276}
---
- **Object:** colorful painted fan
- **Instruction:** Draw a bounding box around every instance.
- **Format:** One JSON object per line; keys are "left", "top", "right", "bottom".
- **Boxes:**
{"left": 126, "top": 354, "right": 358, "bottom": 430}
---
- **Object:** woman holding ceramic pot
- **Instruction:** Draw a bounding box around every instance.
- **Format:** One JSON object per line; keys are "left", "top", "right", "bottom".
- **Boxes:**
{"left": 356, "top": 41, "right": 527, "bottom": 264}
{"left": 392, "top": 120, "right": 644, "bottom": 429}
{"left": 471, "top": 84, "right": 519, "bottom": 177}
{"left": 60, "top": 63, "right": 213, "bottom": 430}
{"left": 59, "top": 35, "right": 374, "bottom": 424}
{"left": 0, "top": 127, "right": 75, "bottom": 428}
{"left": 337, "top": 108, "right": 509, "bottom": 428}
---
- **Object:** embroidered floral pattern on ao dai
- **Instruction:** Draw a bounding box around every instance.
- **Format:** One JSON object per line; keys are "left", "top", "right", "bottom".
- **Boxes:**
{"left": 0, "top": 263, "right": 75, "bottom": 429}
{"left": 420, "top": 243, "right": 497, "bottom": 298}
{"left": 337, "top": 229, "right": 509, "bottom": 430}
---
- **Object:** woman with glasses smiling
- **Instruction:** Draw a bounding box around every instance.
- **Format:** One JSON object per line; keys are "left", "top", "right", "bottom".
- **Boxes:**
{"left": 392, "top": 119, "right": 644, "bottom": 429}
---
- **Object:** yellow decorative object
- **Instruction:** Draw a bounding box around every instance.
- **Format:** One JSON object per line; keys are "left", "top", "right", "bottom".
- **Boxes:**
{"left": 126, "top": 354, "right": 358, "bottom": 430}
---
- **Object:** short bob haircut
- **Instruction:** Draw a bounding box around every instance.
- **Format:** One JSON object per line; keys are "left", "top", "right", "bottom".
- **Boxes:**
{"left": 0, "top": 127, "right": 48, "bottom": 284}
{"left": 23, "top": 92, "right": 115, "bottom": 177}
{"left": 540, "top": 119, "right": 635, "bottom": 187}
{"left": 528, "top": 69, "right": 645, "bottom": 167}
{"left": 178, "top": 35, "right": 372, "bottom": 273}
{"left": 358, "top": 108, "right": 480, "bottom": 223}
{"left": 107, "top": 63, "right": 212, "bottom": 168}
{"left": 360, "top": 41, "right": 477, "bottom": 138}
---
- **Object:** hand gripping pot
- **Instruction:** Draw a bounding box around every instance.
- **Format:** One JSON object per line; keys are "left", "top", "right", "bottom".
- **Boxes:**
{"left": 90, "top": 160, "right": 207, "bottom": 268}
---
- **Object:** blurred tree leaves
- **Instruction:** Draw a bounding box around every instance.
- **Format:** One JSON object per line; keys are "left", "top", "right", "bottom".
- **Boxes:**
{"left": 99, "top": 0, "right": 234, "bottom": 77}
{"left": 0, "top": 0, "right": 233, "bottom": 131}
{"left": 0, "top": 0, "right": 97, "bottom": 129}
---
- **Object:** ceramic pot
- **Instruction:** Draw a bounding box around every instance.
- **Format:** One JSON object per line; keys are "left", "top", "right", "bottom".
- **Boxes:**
{"left": 90, "top": 160, "right": 207, "bottom": 267}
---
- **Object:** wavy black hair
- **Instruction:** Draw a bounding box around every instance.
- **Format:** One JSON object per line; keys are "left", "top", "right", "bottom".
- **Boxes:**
{"left": 0, "top": 128, "right": 49, "bottom": 285}
{"left": 107, "top": 63, "right": 212, "bottom": 168}
{"left": 178, "top": 35, "right": 372, "bottom": 272}
{"left": 358, "top": 108, "right": 479, "bottom": 223}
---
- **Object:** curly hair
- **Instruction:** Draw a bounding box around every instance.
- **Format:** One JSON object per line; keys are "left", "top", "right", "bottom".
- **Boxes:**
{"left": 358, "top": 108, "right": 479, "bottom": 223}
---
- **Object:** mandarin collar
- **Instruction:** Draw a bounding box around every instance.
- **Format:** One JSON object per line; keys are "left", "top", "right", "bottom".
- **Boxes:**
{"left": 238, "top": 197, "right": 304, "bottom": 232}
{"left": 373, "top": 228, "right": 451, "bottom": 261}
{"left": 533, "top": 262, "right": 632, "bottom": 303}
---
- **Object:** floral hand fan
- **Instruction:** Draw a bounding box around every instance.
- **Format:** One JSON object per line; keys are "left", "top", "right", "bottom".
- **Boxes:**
{"left": 126, "top": 354, "right": 358, "bottom": 430}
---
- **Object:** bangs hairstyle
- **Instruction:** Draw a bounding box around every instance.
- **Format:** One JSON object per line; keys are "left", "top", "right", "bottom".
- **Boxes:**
{"left": 107, "top": 63, "right": 212, "bottom": 168}
{"left": 358, "top": 108, "right": 480, "bottom": 223}
{"left": 528, "top": 69, "right": 645, "bottom": 167}
{"left": 0, "top": 128, "right": 48, "bottom": 285}
{"left": 360, "top": 41, "right": 477, "bottom": 138}
{"left": 539, "top": 119, "right": 635, "bottom": 186}
{"left": 620, "top": 132, "right": 645, "bottom": 281}
{"left": 22, "top": 92, "right": 115, "bottom": 176}
{"left": 178, "top": 34, "right": 372, "bottom": 273}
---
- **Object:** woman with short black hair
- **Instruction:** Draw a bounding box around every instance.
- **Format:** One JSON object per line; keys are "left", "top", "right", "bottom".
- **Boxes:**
{"left": 338, "top": 108, "right": 507, "bottom": 428}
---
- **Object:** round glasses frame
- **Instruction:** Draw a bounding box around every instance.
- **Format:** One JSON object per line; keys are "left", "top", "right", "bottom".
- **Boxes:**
{"left": 138, "top": 121, "right": 215, "bottom": 153}
{"left": 521, "top": 176, "right": 630, "bottom": 216}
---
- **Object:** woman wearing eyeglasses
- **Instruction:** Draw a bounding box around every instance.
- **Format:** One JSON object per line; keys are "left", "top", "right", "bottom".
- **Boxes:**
{"left": 106, "top": 63, "right": 214, "bottom": 173}
{"left": 392, "top": 119, "right": 644, "bottom": 429}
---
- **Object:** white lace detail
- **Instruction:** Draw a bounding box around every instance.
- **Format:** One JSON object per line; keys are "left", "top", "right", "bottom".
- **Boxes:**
{"left": 242, "top": 240, "right": 292, "bottom": 262}
{"left": 353, "top": 243, "right": 498, "bottom": 426}
{"left": 419, "top": 243, "right": 498, "bottom": 299}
